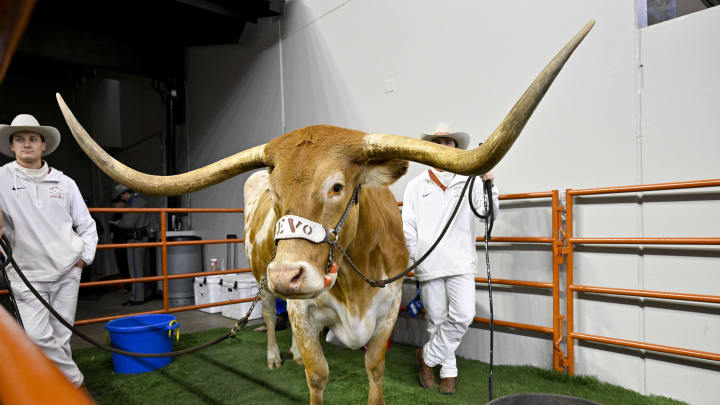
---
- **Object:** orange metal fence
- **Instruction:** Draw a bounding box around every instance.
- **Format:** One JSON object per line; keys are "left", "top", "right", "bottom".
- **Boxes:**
{"left": 0, "top": 208, "right": 253, "bottom": 325}
{"left": 2, "top": 179, "right": 718, "bottom": 377}
{"left": 400, "top": 190, "right": 566, "bottom": 370}
{"left": 564, "top": 178, "right": 720, "bottom": 374}
{"left": 81, "top": 207, "right": 254, "bottom": 325}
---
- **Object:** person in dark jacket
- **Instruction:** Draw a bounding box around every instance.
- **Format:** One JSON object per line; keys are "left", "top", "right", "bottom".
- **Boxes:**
{"left": 110, "top": 184, "right": 152, "bottom": 306}
{"left": 109, "top": 196, "right": 130, "bottom": 292}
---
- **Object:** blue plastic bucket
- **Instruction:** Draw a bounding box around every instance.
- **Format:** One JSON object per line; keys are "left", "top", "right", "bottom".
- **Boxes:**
{"left": 275, "top": 297, "right": 287, "bottom": 315}
{"left": 105, "top": 314, "right": 180, "bottom": 374}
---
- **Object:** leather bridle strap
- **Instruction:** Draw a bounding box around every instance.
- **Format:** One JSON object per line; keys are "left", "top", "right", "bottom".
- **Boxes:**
{"left": 273, "top": 184, "right": 362, "bottom": 274}
{"left": 325, "top": 184, "right": 361, "bottom": 272}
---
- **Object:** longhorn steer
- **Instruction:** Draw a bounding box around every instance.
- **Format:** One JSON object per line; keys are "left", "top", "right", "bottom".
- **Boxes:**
{"left": 56, "top": 21, "right": 594, "bottom": 405}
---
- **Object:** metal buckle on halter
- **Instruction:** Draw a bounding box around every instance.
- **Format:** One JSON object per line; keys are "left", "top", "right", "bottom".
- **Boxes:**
{"left": 325, "top": 230, "right": 338, "bottom": 244}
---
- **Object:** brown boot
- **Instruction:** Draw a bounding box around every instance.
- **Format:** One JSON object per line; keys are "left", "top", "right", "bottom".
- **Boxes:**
{"left": 438, "top": 377, "right": 457, "bottom": 394}
{"left": 415, "top": 348, "right": 436, "bottom": 389}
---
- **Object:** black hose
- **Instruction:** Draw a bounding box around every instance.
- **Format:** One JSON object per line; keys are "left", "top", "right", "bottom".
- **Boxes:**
{"left": 0, "top": 249, "right": 24, "bottom": 327}
{"left": 475, "top": 178, "right": 496, "bottom": 401}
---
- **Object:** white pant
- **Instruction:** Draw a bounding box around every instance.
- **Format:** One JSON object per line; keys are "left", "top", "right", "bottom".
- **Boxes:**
{"left": 10, "top": 267, "right": 84, "bottom": 387}
{"left": 421, "top": 273, "right": 476, "bottom": 379}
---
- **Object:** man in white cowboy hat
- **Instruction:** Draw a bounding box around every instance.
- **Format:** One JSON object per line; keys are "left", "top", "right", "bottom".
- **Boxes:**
{"left": 109, "top": 183, "right": 153, "bottom": 306}
{"left": 0, "top": 114, "right": 98, "bottom": 389}
{"left": 402, "top": 122, "right": 499, "bottom": 394}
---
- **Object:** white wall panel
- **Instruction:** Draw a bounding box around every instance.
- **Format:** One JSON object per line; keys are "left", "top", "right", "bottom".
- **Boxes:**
{"left": 645, "top": 357, "right": 720, "bottom": 405}
{"left": 641, "top": 6, "right": 720, "bottom": 184}
{"left": 186, "top": 20, "right": 282, "bottom": 269}
{"left": 639, "top": 6, "right": 720, "bottom": 405}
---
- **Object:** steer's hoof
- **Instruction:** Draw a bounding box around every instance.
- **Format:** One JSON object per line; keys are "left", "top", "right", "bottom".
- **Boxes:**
{"left": 267, "top": 358, "right": 282, "bottom": 369}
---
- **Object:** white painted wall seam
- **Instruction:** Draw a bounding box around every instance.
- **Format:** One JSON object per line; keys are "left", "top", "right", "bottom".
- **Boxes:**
{"left": 279, "top": 21, "right": 286, "bottom": 134}
{"left": 282, "top": 0, "right": 355, "bottom": 40}
{"left": 634, "top": 0, "right": 647, "bottom": 394}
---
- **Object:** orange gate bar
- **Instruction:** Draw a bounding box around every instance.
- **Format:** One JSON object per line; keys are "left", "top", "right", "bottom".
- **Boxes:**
{"left": 565, "top": 178, "right": 720, "bottom": 375}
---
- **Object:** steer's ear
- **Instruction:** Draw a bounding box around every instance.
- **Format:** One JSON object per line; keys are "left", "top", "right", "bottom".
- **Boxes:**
{"left": 361, "top": 159, "right": 409, "bottom": 187}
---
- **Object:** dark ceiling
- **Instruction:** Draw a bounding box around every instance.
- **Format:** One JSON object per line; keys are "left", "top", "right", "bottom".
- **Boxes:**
{"left": 7, "top": 0, "right": 283, "bottom": 81}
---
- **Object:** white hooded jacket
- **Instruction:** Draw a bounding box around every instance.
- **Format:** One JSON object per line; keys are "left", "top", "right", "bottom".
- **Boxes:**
{"left": 402, "top": 169, "right": 499, "bottom": 281}
{"left": 0, "top": 161, "right": 98, "bottom": 282}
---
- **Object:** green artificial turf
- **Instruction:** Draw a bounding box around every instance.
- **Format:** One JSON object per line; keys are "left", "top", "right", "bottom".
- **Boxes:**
{"left": 74, "top": 327, "right": 686, "bottom": 405}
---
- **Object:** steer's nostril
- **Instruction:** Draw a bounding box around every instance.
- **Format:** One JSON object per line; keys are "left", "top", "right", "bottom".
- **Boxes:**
{"left": 290, "top": 266, "right": 304, "bottom": 285}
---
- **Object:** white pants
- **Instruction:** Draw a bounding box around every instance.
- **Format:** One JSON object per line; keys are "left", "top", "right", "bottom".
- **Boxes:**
{"left": 10, "top": 267, "right": 84, "bottom": 387}
{"left": 421, "top": 273, "right": 476, "bottom": 379}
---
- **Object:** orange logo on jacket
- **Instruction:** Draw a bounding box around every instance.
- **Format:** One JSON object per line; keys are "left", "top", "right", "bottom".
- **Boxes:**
{"left": 48, "top": 185, "right": 64, "bottom": 200}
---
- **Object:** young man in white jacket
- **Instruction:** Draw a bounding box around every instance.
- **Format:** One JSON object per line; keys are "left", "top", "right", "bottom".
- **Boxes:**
{"left": 0, "top": 114, "right": 98, "bottom": 388}
{"left": 402, "top": 122, "right": 499, "bottom": 395}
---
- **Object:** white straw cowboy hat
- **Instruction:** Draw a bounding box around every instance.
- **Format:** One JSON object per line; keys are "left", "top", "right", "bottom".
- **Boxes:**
{"left": 0, "top": 114, "right": 61, "bottom": 157}
{"left": 421, "top": 122, "right": 470, "bottom": 150}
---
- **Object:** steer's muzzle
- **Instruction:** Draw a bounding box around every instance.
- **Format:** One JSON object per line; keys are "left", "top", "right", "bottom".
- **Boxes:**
{"left": 267, "top": 260, "right": 327, "bottom": 299}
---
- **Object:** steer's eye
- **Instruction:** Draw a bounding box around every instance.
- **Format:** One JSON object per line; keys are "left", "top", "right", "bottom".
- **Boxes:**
{"left": 332, "top": 183, "right": 343, "bottom": 193}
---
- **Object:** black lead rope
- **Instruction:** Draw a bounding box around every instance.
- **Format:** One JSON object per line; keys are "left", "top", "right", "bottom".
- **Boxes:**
{"left": 0, "top": 235, "right": 260, "bottom": 358}
{"left": 0, "top": 250, "right": 24, "bottom": 328}
{"left": 475, "top": 178, "right": 496, "bottom": 401}
{"left": 343, "top": 176, "right": 474, "bottom": 288}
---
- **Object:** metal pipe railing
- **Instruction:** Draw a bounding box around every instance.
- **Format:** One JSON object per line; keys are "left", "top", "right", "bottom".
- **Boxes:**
{"left": 570, "top": 332, "right": 720, "bottom": 362}
{"left": 570, "top": 285, "right": 720, "bottom": 304}
{"left": 568, "top": 178, "right": 720, "bottom": 196}
{"left": 3, "top": 200, "right": 560, "bottom": 366}
{"left": 405, "top": 272, "right": 553, "bottom": 290}
{"left": 74, "top": 297, "right": 258, "bottom": 326}
{"left": 399, "top": 306, "right": 554, "bottom": 335}
{"left": 565, "top": 178, "right": 720, "bottom": 374}
{"left": 569, "top": 237, "right": 720, "bottom": 245}
{"left": 1, "top": 193, "right": 562, "bottom": 361}
{"left": 404, "top": 189, "right": 562, "bottom": 369}
{"left": 86, "top": 208, "right": 247, "bottom": 323}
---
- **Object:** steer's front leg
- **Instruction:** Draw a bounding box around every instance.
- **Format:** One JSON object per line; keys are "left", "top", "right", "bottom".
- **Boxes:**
{"left": 289, "top": 303, "right": 328, "bottom": 405}
{"left": 365, "top": 285, "right": 402, "bottom": 405}
{"left": 261, "top": 289, "right": 282, "bottom": 369}
{"left": 288, "top": 300, "right": 330, "bottom": 405}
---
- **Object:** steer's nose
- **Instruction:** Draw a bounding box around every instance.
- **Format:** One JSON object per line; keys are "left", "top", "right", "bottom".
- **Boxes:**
{"left": 267, "top": 261, "right": 312, "bottom": 296}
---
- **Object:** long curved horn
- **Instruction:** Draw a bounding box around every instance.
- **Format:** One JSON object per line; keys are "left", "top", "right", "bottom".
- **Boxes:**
{"left": 56, "top": 93, "right": 268, "bottom": 196}
{"left": 362, "top": 20, "right": 595, "bottom": 175}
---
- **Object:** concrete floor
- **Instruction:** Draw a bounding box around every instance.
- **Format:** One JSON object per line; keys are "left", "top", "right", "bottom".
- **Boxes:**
{"left": 71, "top": 289, "right": 262, "bottom": 350}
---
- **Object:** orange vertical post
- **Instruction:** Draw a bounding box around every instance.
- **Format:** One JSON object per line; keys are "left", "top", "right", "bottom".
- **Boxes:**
{"left": 161, "top": 211, "right": 169, "bottom": 311}
{"left": 551, "top": 190, "right": 563, "bottom": 371}
{"left": 565, "top": 190, "right": 575, "bottom": 375}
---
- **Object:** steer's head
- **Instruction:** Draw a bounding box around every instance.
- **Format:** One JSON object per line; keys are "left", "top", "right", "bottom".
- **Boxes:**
{"left": 55, "top": 21, "right": 594, "bottom": 298}
{"left": 263, "top": 126, "right": 409, "bottom": 297}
